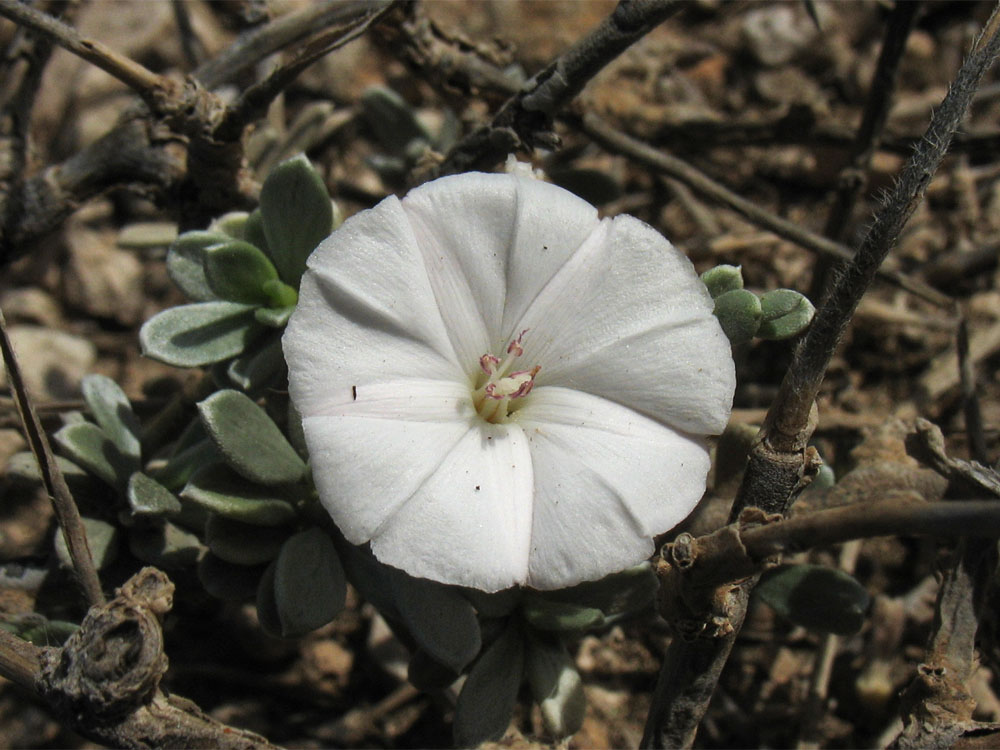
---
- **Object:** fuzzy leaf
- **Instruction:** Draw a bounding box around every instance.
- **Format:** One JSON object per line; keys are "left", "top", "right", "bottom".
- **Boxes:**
{"left": 272, "top": 528, "right": 347, "bottom": 637}
{"left": 208, "top": 211, "right": 250, "bottom": 239}
{"left": 181, "top": 463, "right": 297, "bottom": 525}
{"left": 203, "top": 240, "right": 279, "bottom": 305}
{"left": 453, "top": 618, "right": 524, "bottom": 747}
{"left": 526, "top": 633, "right": 586, "bottom": 739}
{"left": 254, "top": 304, "right": 294, "bottom": 328}
{"left": 700, "top": 264, "right": 744, "bottom": 298}
{"left": 227, "top": 333, "right": 286, "bottom": 396}
{"left": 54, "top": 421, "right": 136, "bottom": 488}
{"left": 166, "top": 231, "right": 228, "bottom": 301}
{"left": 128, "top": 521, "right": 204, "bottom": 570}
{"left": 206, "top": 514, "right": 289, "bottom": 566}
{"left": 55, "top": 517, "right": 117, "bottom": 570}
{"left": 259, "top": 154, "right": 333, "bottom": 285}
{"left": 391, "top": 572, "right": 481, "bottom": 674}
{"left": 360, "top": 86, "right": 432, "bottom": 155}
{"left": 198, "top": 390, "right": 306, "bottom": 485}
{"left": 522, "top": 597, "right": 605, "bottom": 632}
{"left": 713, "top": 288, "right": 762, "bottom": 345}
{"left": 81, "top": 374, "right": 141, "bottom": 462}
{"left": 199, "top": 553, "right": 266, "bottom": 600}
{"left": 126, "top": 472, "right": 182, "bottom": 519}
{"left": 757, "top": 289, "right": 815, "bottom": 340}
{"left": 756, "top": 564, "right": 870, "bottom": 636}
{"left": 140, "top": 301, "right": 261, "bottom": 367}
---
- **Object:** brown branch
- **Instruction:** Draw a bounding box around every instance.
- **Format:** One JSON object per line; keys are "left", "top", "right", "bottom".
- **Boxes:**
{"left": 0, "top": 308, "right": 105, "bottom": 608}
{"left": 576, "top": 112, "right": 953, "bottom": 309}
{"left": 642, "top": 5, "right": 1000, "bottom": 746}
{"left": 0, "top": 0, "right": 168, "bottom": 101}
{"left": 432, "top": 0, "right": 684, "bottom": 179}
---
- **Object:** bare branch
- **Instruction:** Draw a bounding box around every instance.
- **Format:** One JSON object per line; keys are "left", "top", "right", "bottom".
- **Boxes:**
{"left": 433, "top": 0, "right": 684, "bottom": 178}
{"left": 576, "top": 112, "right": 952, "bottom": 308}
{"left": 0, "top": 309, "right": 105, "bottom": 608}
{"left": 0, "top": 0, "right": 168, "bottom": 100}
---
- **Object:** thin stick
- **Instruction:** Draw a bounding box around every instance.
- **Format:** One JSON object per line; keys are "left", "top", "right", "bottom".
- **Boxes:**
{"left": 0, "top": 310, "right": 104, "bottom": 607}
{"left": 0, "top": 0, "right": 166, "bottom": 98}
{"left": 0, "top": 626, "right": 42, "bottom": 695}
{"left": 577, "top": 112, "right": 952, "bottom": 309}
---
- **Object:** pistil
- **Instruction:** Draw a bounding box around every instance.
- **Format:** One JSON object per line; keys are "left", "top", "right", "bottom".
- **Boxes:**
{"left": 472, "top": 331, "right": 540, "bottom": 423}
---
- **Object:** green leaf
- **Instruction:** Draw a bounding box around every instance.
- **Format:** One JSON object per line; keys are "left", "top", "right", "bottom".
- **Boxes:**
{"left": 408, "top": 649, "right": 460, "bottom": 692}
{"left": 0, "top": 616, "right": 79, "bottom": 647}
{"left": 756, "top": 564, "right": 870, "bottom": 636}
{"left": 522, "top": 596, "right": 605, "bottom": 632}
{"left": 126, "top": 472, "right": 182, "bottom": 520}
{"left": 700, "top": 264, "right": 744, "bottom": 299}
{"left": 151, "top": 436, "right": 221, "bottom": 492}
{"left": 199, "top": 553, "right": 266, "bottom": 600}
{"left": 181, "top": 463, "right": 298, "bottom": 525}
{"left": 453, "top": 618, "right": 524, "bottom": 747}
{"left": 272, "top": 528, "right": 347, "bottom": 637}
{"left": 360, "top": 86, "right": 432, "bottom": 155}
{"left": 390, "top": 571, "right": 481, "bottom": 674}
{"left": 208, "top": 211, "right": 250, "bottom": 240}
{"left": 227, "top": 333, "right": 286, "bottom": 395}
{"left": 254, "top": 304, "right": 294, "bottom": 328}
{"left": 336, "top": 541, "right": 398, "bottom": 620}
{"left": 539, "top": 563, "right": 658, "bottom": 621}
{"left": 757, "top": 289, "right": 815, "bottom": 340}
{"left": 712, "top": 288, "right": 762, "bottom": 345}
{"left": 255, "top": 559, "right": 282, "bottom": 635}
{"left": 259, "top": 154, "right": 333, "bottom": 286}
{"left": 198, "top": 390, "right": 307, "bottom": 485}
{"left": 203, "top": 240, "right": 279, "bottom": 305}
{"left": 128, "top": 520, "right": 204, "bottom": 570}
{"left": 244, "top": 208, "right": 270, "bottom": 256}
{"left": 55, "top": 517, "right": 117, "bottom": 570}
{"left": 140, "top": 301, "right": 261, "bottom": 367}
{"left": 81, "top": 374, "right": 141, "bottom": 462}
{"left": 526, "top": 633, "right": 586, "bottom": 739}
{"left": 261, "top": 279, "right": 297, "bottom": 309}
{"left": 206, "top": 514, "right": 289, "bottom": 566}
{"left": 166, "top": 231, "right": 229, "bottom": 301}
{"left": 54, "top": 421, "right": 136, "bottom": 488}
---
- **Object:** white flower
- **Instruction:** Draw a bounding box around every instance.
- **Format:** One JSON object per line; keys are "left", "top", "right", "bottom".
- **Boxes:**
{"left": 282, "top": 171, "right": 735, "bottom": 592}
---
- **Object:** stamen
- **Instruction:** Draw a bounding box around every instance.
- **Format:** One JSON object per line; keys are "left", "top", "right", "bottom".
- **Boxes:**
{"left": 472, "top": 332, "right": 539, "bottom": 423}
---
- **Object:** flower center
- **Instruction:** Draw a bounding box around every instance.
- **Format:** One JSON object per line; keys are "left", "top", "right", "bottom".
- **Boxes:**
{"left": 472, "top": 330, "right": 540, "bottom": 424}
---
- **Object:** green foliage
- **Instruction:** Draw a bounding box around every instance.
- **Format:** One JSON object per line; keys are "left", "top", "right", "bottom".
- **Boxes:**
{"left": 264, "top": 528, "right": 347, "bottom": 638}
{"left": 166, "top": 231, "right": 229, "bottom": 301}
{"left": 128, "top": 521, "right": 204, "bottom": 570}
{"left": 197, "top": 390, "right": 307, "bottom": 485}
{"left": 756, "top": 563, "right": 870, "bottom": 636}
{"left": 453, "top": 618, "right": 525, "bottom": 747}
{"left": 713, "top": 289, "right": 762, "bottom": 345}
{"left": 55, "top": 517, "right": 118, "bottom": 570}
{"left": 205, "top": 514, "right": 289, "bottom": 566}
{"left": 700, "top": 264, "right": 744, "bottom": 298}
{"left": 525, "top": 632, "right": 586, "bottom": 739}
{"left": 126, "top": 472, "right": 183, "bottom": 521}
{"left": 81, "top": 375, "right": 141, "bottom": 462}
{"left": 702, "top": 264, "right": 815, "bottom": 344}
{"left": 181, "top": 463, "right": 298, "bottom": 525}
{"left": 54, "top": 421, "right": 136, "bottom": 490}
{"left": 140, "top": 301, "right": 262, "bottom": 367}
{"left": 757, "top": 288, "right": 816, "bottom": 340}
{"left": 203, "top": 241, "right": 281, "bottom": 305}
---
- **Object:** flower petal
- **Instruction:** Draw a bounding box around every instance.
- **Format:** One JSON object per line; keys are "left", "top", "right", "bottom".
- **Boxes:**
{"left": 402, "top": 173, "right": 601, "bottom": 360}
{"left": 370, "top": 422, "right": 534, "bottom": 593}
{"left": 302, "top": 379, "right": 475, "bottom": 544}
{"left": 515, "top": 214, "right": 735, "bottom": 435}
{"left": 516, "top": 386, "right": 711, "bottom": 590}
{"left": 283, "top": 196, "right": 462, "bottom": 416}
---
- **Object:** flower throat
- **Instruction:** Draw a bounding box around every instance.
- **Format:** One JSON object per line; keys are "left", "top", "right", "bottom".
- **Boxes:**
{"left": 472, "top": 330, "right": 540, "bottom": 424}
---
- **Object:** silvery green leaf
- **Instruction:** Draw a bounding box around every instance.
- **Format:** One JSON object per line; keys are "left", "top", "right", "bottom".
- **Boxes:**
{"left": 206, "top": 514, "right": 289, "bottom": 566}
{"left": 208, "top": 211, "right": 250, "bottom": 240}
{"left": 181, "top": 463, "right": 298, "bottom": 525}
{"left": 126, "top": 472, "right": 182, "bottom": 520}
{"left": 756, "top": 564, "right": 870, "bottom": 636}
{"left": 55, "top": 517, "right": 117, "bottom": 570}
{"left": 538, "top": 562, "right": 657, "bottom": 621}
{"left": 757, "top": 289, "right": 815, "bottom": 340}
{"left": 244, "top": 209, "right": 270, "bottom": 255}
{"left": 712, "top": 288, "right": 762, "bottom": 345}
{"left": 203, "top": 240, "right": 279, "bottom": 305}
{"left": 408, "top": 649, "right": 460, "bottom": 692}
{"left": 272, "top": 528, "right": 346, "bottom": 637}
{"left": 198, "top": 390, "right": 307, "bottom": 485}
{"left": 522, "top": 596, "right": 605, "bottom": 632}
{"left": 55, "top": 421, "right": 136, "bottom": 488}
{"left": 227, "top": 333, "right": 286, "bottom": 395}
{"left": 199, "top": 553, "right": 265, "bottom": 600}
{"left": 166, "top": 231, "right": 229, "bottom": 301}
{"left": 700, "top": 264, "right": 744, "bottom": 298}
{"left": 259, "top": 154, "right": 333, "bottom": 286}
{"left": 360, "top": 86, "right": 432, "bottom": 155}
{"left": 526, "top": 633, "right": 586, "bottom": 739}
{"left": 261, "top": 279, "right": 298, "bottom": 309}
{"left": 81, "top": 374, "right": 141, "bottom": 462}
{"left": 140, "top": 301, "right": 261, "bottom": 367}
{"left": 390, "top": 571, "right": 481, "bottom": 674}
{"left": 151, "top": 437, "right": 220, "bottom": 492}
{"left": 254, "top": 304, "right": 294, "bottom": 328}
{"left": 128, "top": 520, "right": 204, "bottom": 570}
{"left": 337, "top": 542, "right": 398, "bottom": 620}
{"left": 453, "top": 618, "right": 524, "bottom": 747}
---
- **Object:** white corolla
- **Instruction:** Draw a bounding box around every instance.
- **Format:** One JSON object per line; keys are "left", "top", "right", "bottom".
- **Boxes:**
{"left": 283, "top": 169, "right": 735, "bottom": 592}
